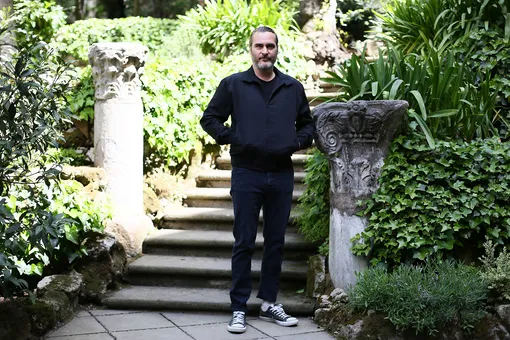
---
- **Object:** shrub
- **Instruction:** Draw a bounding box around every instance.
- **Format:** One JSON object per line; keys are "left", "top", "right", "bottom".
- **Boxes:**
{"left": 45, "top": 148, "right": 91, "bottom": 167}
{"left": 324, "top": 47, "right": 501, "bottom": 146}
{"left": 480, "top": 239, "right": 510, "bottom": 303}
{"left": 378, "top": 0, "right": 507, "bottom": 54}
{"left": 141, "top": 55, "right": 242, "bottom": 167}
{"left": 8, "top": 0, "right": 67, "bottom": 47}
{"left": 66, "top": 66, "right": 94, "bottom": 122}
{"left": 352, "top": 134, "right": 510, "bottom": 266}
{"left": 376, "top": 0, "right": 509, "bottom": 136}
{"left": 0, "top": 16, "right": 105, "bottom": 298}
{"left": 349, "top": 258, "right": 487, "bottom": 334}
{"left": 296, "top": 150, "right": 330, "bottom": 254}
{"left": 336, "top": 0, "right": 384, "bottom": 43}
{"left": 179, "top": 0, "right": 299, "bottom": 61}
{"left": 1, "top": 180, "right": 111, "bottom": 297}
{"left": 52, "top": 17, "right": 178, "bottom": 62}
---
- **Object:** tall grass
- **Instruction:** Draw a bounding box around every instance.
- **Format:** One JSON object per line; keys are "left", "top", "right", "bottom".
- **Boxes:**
{"left": 378, "top": 0, "right": 509, "bottom": 54}
{"left": 324, "top": 46, "right": 501, "bottom": 147}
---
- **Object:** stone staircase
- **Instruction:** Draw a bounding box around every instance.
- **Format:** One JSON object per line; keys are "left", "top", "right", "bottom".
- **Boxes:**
{"left": 102, "top": 82, "right": 340, "bottom": 316}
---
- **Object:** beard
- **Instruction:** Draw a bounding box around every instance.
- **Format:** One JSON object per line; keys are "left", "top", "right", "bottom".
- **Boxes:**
{"left": 252, "top": 56, "right": 276, "bottom": 70}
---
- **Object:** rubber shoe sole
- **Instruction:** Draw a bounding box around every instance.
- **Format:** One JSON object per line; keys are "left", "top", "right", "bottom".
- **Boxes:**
{"left": 227, "top": 324, "right": 247, "bottom": 333}
{"left": 259, "top": 315, "right": 299, "bottom": 327}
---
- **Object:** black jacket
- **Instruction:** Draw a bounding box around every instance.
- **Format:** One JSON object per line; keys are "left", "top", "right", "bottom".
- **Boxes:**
{"left": 200, "top": 67, "right": 315, "bottom": 172}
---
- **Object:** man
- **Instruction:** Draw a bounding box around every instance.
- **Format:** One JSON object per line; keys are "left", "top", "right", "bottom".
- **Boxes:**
{"left": 200, "top": 26, "right": 315, "bottom": 334}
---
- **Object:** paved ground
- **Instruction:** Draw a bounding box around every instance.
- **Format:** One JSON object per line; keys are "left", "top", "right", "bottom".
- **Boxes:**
{"left": 44, "top": 308, "right": 335, "bottom": 340}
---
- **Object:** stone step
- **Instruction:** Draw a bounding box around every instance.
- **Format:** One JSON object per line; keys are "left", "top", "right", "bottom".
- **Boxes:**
{"left": 318, "top": 81, "right": 343, "bottom": 93}
{"left": 216, "top": 154, "right": 312, "bottom": 171}
{"left": 182, "top": 187, "right": 304, "bottom": 208}
{"left": 125, "top": 255, "right": 308, "bottom": 289}
{"left": 102, "top": 286, "right": 315, "bottom": 315}
{"left": 196, "top": 170, "right": 307, "bottom": 190}
{"left": 161, "top": 207, "right": 302, "bottom": 230}
{"left": 143, "top": 229, "right": 315, "bottom": 261}
{"left": 306, "top": 91, "right": 339, "bottom": 106}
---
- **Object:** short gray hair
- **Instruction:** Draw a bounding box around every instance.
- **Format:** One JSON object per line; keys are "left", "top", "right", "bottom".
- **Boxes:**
{"left": 249, "top": 26, "right": 278, "bottom": 47}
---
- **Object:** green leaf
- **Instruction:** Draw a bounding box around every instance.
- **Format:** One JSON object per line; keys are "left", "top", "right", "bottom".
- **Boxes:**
{"left": 409, "top": 109, "right": 435, "bottom": 148}
{"left": 409, "top": 90, "right": 427, "bottom": 120}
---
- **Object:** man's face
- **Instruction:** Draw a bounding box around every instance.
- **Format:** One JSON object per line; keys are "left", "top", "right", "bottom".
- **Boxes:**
{"left": 250, "top": 32, "right": 278, "bottom": 71}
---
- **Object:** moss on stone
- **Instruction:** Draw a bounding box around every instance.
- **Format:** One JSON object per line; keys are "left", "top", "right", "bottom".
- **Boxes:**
{"left": 23, "top": 300, "right": 56, "bottom": 336}
{"left": 0, "top": 301, "right": 31, "bottom": 340}
{"left": 80, "top": 263, "right": 111, "bottom": 303}
{"left": 357, "top": 312, "right": 400, "bottom": 340}
{"left": 41, "top": 291, "right": 73, "bottom": 322}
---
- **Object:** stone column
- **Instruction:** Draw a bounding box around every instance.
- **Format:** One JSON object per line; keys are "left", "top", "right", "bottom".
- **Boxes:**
{"left": 313, "top": 100, "right": 408, "bottom": 289}
{"left": 88, "top": 42, "right": 152, "bottom": 255}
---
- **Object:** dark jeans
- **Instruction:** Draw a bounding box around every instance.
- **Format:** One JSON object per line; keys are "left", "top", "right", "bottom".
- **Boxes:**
{"left": 229, "top": 166, "right": 294, "bottom": 313}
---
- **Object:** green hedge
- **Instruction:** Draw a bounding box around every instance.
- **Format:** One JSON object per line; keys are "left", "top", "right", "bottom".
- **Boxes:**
{"left": 352, "top": 134, "right": 510, "bottom": 266}
{"left": 52, "top": 17, "right": 178, "bottom": 62}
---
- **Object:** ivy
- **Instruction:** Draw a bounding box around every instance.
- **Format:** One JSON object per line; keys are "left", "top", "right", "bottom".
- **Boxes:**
{"left": 352, "top": 134, "right": 510, "bottom": 267}
{"left": 296, "top": 150, "right": 330, "bottom": 254}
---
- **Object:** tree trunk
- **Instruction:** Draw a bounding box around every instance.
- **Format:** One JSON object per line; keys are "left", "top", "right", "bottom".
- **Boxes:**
{"left": 75, "top": 0, "right": 83, "bottom": 20}
{"left": 298, "top": 0, "right": 349, "bottom": 66}
{"left": 133, "top": 0, "right": 140, "bottom": 16}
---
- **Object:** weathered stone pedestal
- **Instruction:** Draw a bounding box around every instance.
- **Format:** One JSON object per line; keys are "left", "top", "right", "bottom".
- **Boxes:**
{"left": 313, "top": 100, "right": 408, "bottom": 289}
{"left": 89, "top": 42, "right": 152, "bottom": 255}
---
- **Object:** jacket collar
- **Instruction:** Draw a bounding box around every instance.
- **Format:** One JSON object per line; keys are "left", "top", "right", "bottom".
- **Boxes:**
{"left": 241, "top": 66, "right": 292, "bottom": 86}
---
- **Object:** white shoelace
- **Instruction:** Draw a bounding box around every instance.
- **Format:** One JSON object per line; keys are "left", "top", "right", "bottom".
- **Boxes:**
{"left": 269, "top": 304, "right": 289, "bottom": 320}
{"left": 232, "top": 311, "right": 245, "bottom": 325}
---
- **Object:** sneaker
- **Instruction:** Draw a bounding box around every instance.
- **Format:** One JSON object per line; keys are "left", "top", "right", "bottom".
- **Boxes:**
{"left": 227, "top": 311, "right": 247, "bottom": 333}
{"left": 259, "top": 304, "right": 299, "bottom": 326}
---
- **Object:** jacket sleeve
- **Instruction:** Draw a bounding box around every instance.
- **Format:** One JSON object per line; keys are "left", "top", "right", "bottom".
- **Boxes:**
{"left": 295, "top": 84, "right": 315, "bottom": 150}
{"left": 200, "top": 78, "right": 234, "bottom": 145}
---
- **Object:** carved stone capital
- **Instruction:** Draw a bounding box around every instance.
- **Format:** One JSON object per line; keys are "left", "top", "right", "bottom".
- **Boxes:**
{"left": 88, "top": 42, "right": 148, "bottom": 101}
{"left": 313, "top": 100, "right": 408, "bottom": 213}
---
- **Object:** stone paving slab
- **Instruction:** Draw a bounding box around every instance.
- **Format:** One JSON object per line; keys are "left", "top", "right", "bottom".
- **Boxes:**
{"left": 182, "top": 323, "right": 267, "bottom": 340}
{"left": 95, "top": 311, "right": 175, "bottom": 332}
{"left": 248, "top": 317, "right": 324, "bottom": 337}
{"left": 112, "top": 327, "right": 193, "bottom": 340}
{"left": 46, "top": 316, "right": 106, "bottom": 337}
{"left": 45, "top": 309, "right": 335, "bottom": 340}
{"left": 46, "top": 334, "right": 114, "bottom": 340}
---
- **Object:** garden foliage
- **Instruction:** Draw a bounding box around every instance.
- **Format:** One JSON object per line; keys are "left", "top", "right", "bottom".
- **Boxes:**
{"left": 324, "top": 47, "right": 501, "bottom": 146}
{"left": 348, "top": 258, "right": 487, "bottom": 334}
{"left": 0, "top": 18, "right": 109, "bottom": 299}
{"left": 336, "top": 0, "right": 384, "bottom": 42}
{"left": 480, "top": 239, "right": 510, "bottom": 302}
{"left": 298, "top": 0, "right": 509, "bottom": 259}
{"left": 378, "top": 0, "right": 510, "bottom": 128}
{"left": 180, "top": 0, "right": 298, "bottom": 61}
{"left": 378, "top": 0, "right": 508, "bottom": 55}
{"left": 53, "top": 10, "right": 314, "bottom": 168}
{"left": 296, "top": 151, "right": 330, "bottom": 254}
{"left": 9, "top": 0, "right": 66, "bottom": 48}
{"left": 52, "top": 17, "right": 178, "bottom": 62}
{"left": 352, "top": 134, "right": 510, "bottom": 266}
